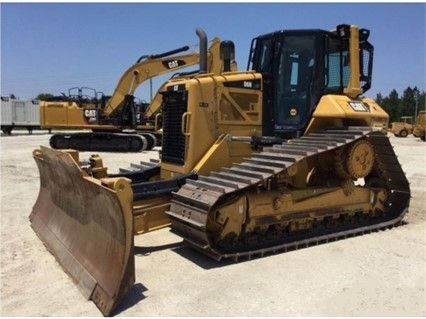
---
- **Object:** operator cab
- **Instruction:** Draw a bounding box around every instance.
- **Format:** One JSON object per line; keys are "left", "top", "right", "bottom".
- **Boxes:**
{"left": 249, "top": 25, "right": 373, "bottom": 138}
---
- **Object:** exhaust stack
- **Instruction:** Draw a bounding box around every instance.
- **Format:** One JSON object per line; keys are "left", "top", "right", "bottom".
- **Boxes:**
{"left": 196, "top": 28, "right": 207, "bottom": 74}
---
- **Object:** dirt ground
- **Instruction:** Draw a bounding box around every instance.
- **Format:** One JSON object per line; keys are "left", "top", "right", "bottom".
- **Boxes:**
{"left": 1, "top": 130, "right": 425, "bottom": 317}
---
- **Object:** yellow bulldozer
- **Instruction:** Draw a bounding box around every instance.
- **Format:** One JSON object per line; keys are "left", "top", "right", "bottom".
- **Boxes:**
{"left": 413, "top": 110, "right": 426, "bottom": 141}
{"left": 30, "top": 25, "right": 410, "bottom": 316}
{"left": 389, "top": 116, "right": 414, "bottom": 137}
{"left": 40, "top": 32, "right": 227, "bottom": 152}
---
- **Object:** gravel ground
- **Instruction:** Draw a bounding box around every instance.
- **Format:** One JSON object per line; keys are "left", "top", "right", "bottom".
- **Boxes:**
{"left": 1, "top": 130, "right": 425, "bottom": 316}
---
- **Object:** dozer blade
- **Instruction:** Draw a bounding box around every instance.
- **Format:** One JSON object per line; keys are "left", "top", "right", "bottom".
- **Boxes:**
{"left": 30, "top": 146, "right": 135, "bottom": 316}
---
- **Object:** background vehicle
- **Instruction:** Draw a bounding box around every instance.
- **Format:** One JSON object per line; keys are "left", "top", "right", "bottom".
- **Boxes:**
{"left": 413, "top": 110, "right": 426, "bottom": 141}
{"left": 30, "top": 25, "right": 410, "bottom": 316}
{"left": 1, "top": 96, "right": 41, "bottom": 134}
{"left": 389, "top": 116, "right": 413, "bottom": 137}
{"left": 41, "top": 33, "right": 225, "bottom": 152}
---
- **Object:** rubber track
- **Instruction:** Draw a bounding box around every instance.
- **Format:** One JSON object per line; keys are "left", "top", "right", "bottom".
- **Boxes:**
{"left": 166, "top": 127, "right": 411, "bottom": 261}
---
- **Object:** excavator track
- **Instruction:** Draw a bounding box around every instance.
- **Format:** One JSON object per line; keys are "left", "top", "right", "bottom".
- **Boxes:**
{"left": 166, "top": 127, "right": 410, "bottom": 261}
{"left": 50, "top": 132, "right": 149, "bottom": 152}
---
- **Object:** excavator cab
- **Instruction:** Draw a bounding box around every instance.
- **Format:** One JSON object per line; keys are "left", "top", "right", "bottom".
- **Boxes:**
{"left": 249, "top": 25, "right": 373, "bottom": 138}
{"left": 67, "top": 86, "right": 104, "bottom": 109}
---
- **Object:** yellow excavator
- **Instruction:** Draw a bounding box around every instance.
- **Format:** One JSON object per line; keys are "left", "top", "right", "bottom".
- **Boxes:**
{"left": 30, "top": 25, "right": 410, "bottom": 315}
{"left": 40, "top": 32, "right": 225, "bottom": 152}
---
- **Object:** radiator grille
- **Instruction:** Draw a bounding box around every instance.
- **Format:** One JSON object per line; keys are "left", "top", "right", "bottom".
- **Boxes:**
{"left": 161, "top": 91, "right": 187, "bottom": 165}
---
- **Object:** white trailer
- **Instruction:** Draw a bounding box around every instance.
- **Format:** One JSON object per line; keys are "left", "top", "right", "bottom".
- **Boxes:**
{"left": 1, "top": 96, "right": 42, "bottom": 134}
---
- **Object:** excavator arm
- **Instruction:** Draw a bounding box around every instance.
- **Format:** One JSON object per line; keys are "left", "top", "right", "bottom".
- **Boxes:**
{"left": 43, "top": 30, "right": 227, "bottom": 152}
{"left": 103, "top": 36, "right": 222, "bottom": 118}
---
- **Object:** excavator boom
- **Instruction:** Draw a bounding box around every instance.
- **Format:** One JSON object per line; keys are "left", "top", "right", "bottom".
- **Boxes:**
{"left": 103, "top": 36, "right": 222, "bottom": 117}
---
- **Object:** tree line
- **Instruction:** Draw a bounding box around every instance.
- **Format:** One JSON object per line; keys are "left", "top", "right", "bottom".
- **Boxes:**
{"left": 374, "top": 86, "right": 425, "bottom": 122}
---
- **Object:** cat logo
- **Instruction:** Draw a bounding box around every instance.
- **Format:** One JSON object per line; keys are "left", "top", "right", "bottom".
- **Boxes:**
{"left": 84, "top": 109, "right": 97, "bottom": 117}
{"left": 348, "top": 101, "right": 369, "bottom": 112}
{"left": 168, "top": 60, "right": 179, "bottom": 69}
{"left": 163, "top": 59, "right": 186, "bottom": 69}
{"left": 84, "top": 109, "right": 98, "bottom": 124}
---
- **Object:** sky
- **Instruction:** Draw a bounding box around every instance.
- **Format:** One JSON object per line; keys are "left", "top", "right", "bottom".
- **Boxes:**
{"left": 1, "top": 2, "right": 425, "bottom": 101}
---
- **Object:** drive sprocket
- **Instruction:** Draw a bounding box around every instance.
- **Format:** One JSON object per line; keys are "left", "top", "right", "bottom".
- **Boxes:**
{"left": 345, "top": 139, "right": 374, "bottom": 179}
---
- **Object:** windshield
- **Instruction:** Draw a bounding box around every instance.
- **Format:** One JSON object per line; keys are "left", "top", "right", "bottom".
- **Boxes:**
{"left": 274, "top": 35, "right": 316, "bottom": 127}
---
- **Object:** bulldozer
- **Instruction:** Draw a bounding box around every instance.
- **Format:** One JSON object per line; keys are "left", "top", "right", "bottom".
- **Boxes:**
{"left": 413, "top": 110, "right": 426, "bottom": 141}
{"left": 389, "top": 116, "right": 414, "bottom": 137}
{"left": 40, "top": 33, "right": 227, "bottom": 152}
{"left": 30, "top": 25, "right": 410, "bottom": 316}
